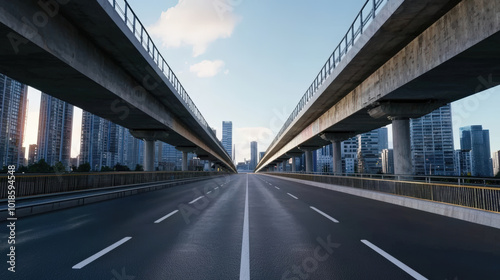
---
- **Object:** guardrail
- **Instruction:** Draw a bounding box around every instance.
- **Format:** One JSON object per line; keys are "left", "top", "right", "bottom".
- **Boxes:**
{"left": 0, "top": 171, "right": 221, "bottom": 198}
{"left": 281, "top": 171, "right": 500, "bottom": 187}
{"left": 106, "top": 0, "right": 231, "bottom": 160}
{"left": 266, "top": 0, "right": 387, "bottom": 154}
{"left": 268, "top": 172, "right": 500, "bottom": 213}
{"left": 0, "top": 176, "right": 222, "bottom": 219}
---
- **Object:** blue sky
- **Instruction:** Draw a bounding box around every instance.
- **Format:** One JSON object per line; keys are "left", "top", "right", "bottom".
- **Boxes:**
{"left": 25, "top": 0, "right": 500, "bottom": 163}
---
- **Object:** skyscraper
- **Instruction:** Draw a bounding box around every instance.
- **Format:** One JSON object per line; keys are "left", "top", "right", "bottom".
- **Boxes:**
{"left": 317, "top": 144, "right": 333, "bottom": 173}
{"left": 357, "top": 128, "right": 388, "bottom": 174}
{"left": 341, "top": 136, "right": 358, "bottom": 174}
{"left": 37, "top": 93, "right": 73, "bottom": 169}
{"left": 410, "top": 104, "right": 455, "bottom": 176}
{"left": 493, "top": 150, "right": 500, "bottom": 177}
{"left": 28, "top": 144, "right": 38, "bottom": 165}
{"left": 250, "top": 141, "right": 258, "bottom": 170}
{"left": 222, "top": 121, "right": 233, "bottom": 159}
{"left": 80, "top": 111, "right": 118, "bottom": 171}
{"left": 454, "top": 150, "right": 472, "bottom": 176}
{"left": 460, "top": 125, "right": 493, "bottom": 177}
{"left": 0, "top": 74, "right": 28, "bottom": 168}
{"left": 381, "top": 149, "right": 394, "bottom": 174}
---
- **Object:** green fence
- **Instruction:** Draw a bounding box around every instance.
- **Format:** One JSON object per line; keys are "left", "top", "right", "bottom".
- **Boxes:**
{"left": 268, "top": 173, "right": 500, "bottom": 213}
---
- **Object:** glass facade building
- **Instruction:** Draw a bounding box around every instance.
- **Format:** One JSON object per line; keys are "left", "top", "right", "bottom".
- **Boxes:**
{"left": 357, "top": 128, "right": 388, "bottom": 174}
{"left": 459, "top": 125, "right": 493, "bottom": 177}
{"left": 410, "top": 104, "right": 455, "bottom": 176}
{"left": 222, "top": 121, "right": 233, "bottom": 160}
{"left": 0, "top": 74, "right": 28, "bottom": 168}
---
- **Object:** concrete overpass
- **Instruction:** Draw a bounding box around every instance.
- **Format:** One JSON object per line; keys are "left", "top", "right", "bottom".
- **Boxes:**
{"left": 0, "top": 0, "right": 236, "bottom": 172}
{"left": 257, "top": 0, "right": 500, "bottom": 174}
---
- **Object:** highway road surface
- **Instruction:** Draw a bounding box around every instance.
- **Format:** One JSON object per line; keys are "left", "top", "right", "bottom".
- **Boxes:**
{"left": 1, "top": 174, "right": 499, "bottom": 279}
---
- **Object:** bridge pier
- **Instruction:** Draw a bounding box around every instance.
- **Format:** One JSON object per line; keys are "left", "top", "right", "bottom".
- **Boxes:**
{"left": 321, "top": 133, "right": 354, "bottom": 175}
{"left": 299, "top": 147, "right": 318, "bottom": 173}
{"left": 130, "top": 130, "right": 169, "bottom": 172}
{"left": 176, "top": 147, "right": 197, "bottom": 172}
{"left": 391, "top": 118, "right": 412, "bottom": 175}
{"left": 368, "top": 102, "right": 437, "bottom": 176}
{"left": 144, "top": 140, "right": 155, "bottom": 172}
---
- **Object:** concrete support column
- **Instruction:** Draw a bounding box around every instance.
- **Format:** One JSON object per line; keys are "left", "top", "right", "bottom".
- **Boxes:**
{"left": 283, "top": 159, "right": 288, "bottom": 172}
{"left": 176, "top": 146, "right": 197, "bottom": 172}
{"left": 182, "top": 151, "right": 188, "bottom": 171}
{"left": 392, "top": 118, "right": 412, "bottom": 175}
{"left": 305, "top": 150, "right": 313, "bottom": 173}
{"left": 144, "top": 139, "right": 155, "bottom": 172}
{"left": 130, "top": 130, "right": 168, "bottom": 172}
{"left": 332, "top": 140, "right": 342, "bottom": 175}
{"left": 292, "top": 157, "right": 297, "bottom": 172}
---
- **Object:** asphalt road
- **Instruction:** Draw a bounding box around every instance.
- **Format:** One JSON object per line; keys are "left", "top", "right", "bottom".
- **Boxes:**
{"left": 1, "top": 173, "right": 499, "bottom": 279}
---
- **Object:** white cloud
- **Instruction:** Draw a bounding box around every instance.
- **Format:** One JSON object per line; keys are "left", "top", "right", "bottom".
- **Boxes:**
{"left": 149, "top": 0, "right": 240, "bottom": 57}
{"left": 234, "top": 127, "right": 274, "bottom": 163}
{"left": 190, "top": 60, "right": 225, "bottom": 78}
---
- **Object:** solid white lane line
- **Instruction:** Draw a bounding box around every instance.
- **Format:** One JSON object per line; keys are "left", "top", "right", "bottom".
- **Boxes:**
{"left": 240, "top": 174, "right": 250, "bottom": 280}
{"left": 287, "top": 193, "right": 298, "bottom": 200}
{"left": 189, "top": 196, "right": 204, "bottom": 204}
{"left": 72, "top": 237, "right": 132, "bottom": 269}
{"left": 361, "top": 240, "right": 428, "bottom": 280}
{"left": 310, "top": 206, "right": 339, "bottom": 223}
{"left": 275, "top": 186, "right": 280, "bottom": 190}
{"left": 154, "top": 210, "right": 179, "bottom": 224}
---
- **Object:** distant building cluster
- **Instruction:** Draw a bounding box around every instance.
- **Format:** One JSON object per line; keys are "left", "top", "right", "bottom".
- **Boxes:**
{"left": 0, "top": 73, "right": 219, "bottom": 172}
{"left": 288, "top": 104, "right": 497, "bottom": 178}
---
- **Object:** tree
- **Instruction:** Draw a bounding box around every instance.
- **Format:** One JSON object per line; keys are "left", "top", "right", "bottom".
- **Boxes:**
{"left": 18, "top": 165, "right": 28, "bottom": 173}
{"left": 28, "top": 159, "right": 52, "bottom": 173}
{"left": 114, "top": 163, "right": 130, "bottom": 171}
{"left": 77, "top": 162, "right": 91, "bottom": 172}
{"left": 100, "top": 166, "right": 113, "bottom": 172}
{"left": 53, "top": 161, "right": 66, "bottom": 173}
{"left": 134, "top": 164, "right": 144, "bottom": 171}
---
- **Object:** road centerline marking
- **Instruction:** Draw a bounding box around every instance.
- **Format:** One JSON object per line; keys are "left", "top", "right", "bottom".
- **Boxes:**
{"left": 72, "top": 237, "right": 132, "bottom": 269}
{"left": 154, "top": 210, "right": 179, "bottom": 224}
{"left": 240, "top": 174, "right": 250, "bottom": 280}
{"left": 361, "top": 240, "right": 428, "bottom": 280}
{"left": 310, "top": 206, "right": 339, "bottom": 223}
{"left": 287, "top": 193, "right": 298, "bottom": 199}
{"left": 189, "top": 196, "right": 204, "bottom": 204}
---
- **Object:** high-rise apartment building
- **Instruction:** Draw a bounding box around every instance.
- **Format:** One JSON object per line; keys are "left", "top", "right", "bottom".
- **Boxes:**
{"left": 80, "top": 111, "right": 122, "bottom": 171}
{"left": 493, "top": 150, "right": 500, "bottom": 177}
{"left": 460, "top": 125, "right": 493, "bottom": 177}
{"left": 28, "top": 144, "right": 38, "bottom": 165}
{"left": 37, "top": 93, "right": 73, "bottom": 169}
{"left": 250, "top": 141, "right": 258, "bottom": 170}
{"left": 0, "top": 74, "right": 28, "bottom": 168}
{"left": 357, "top": 128, "right": 388, "bottom": 174}
{"left": 222, "top": 121, "right": 233, "bottom": 159}
{"left": 410, "top": 104, "right": 455, "bottom": 176}
{"left": 316, "top": 144, "right": 333, "bottom": 173}
{"left": 454, "top": 150, "right": 472, "bottom": 176}
{"left": 342, "top": 136, "right": 358, "bottom": 174}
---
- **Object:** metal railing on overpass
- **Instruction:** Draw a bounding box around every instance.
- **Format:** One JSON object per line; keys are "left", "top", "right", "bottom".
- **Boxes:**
{"left": 0, "top": 171, "right": 223, "bottom": 198}
{"left": 283, "top": 171, "right": 500, "bottom": 187}
{"left": 267, "top": 0, "right": 387, "bottom": 153}
{"left": 267, "top": 172, "right": 500, "bottom": 213}
{"left": 108, "top": 0, "right": 214, "bottom": 138}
